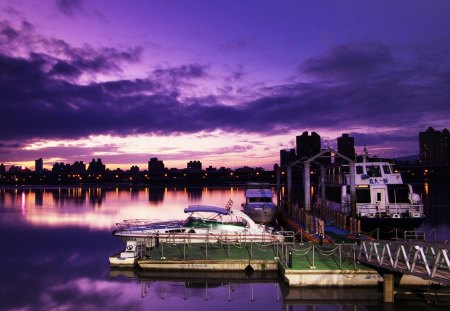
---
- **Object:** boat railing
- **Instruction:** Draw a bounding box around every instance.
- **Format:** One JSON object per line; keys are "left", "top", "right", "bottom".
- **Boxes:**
{"left": 357, "top": 203, "right": 424, "bottom": 218}
{"left": 130, "top": 230, "right": 294, "bottom": 245}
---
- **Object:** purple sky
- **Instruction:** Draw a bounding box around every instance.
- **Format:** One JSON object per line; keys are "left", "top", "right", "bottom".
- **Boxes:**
{"left": 1, "top": 0, "right": 449, "bottom": 170}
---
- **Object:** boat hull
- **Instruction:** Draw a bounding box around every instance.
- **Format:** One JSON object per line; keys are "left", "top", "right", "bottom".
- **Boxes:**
{"left": 242, "top": 207, "right": 278, "bottom": 224}
{"left": 358, "top": 216, "right": 425, "bottom": 237}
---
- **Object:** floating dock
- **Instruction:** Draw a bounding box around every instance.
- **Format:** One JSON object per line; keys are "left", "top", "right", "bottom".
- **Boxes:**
{"left": 111, "top": 240, "right": 380, "bottom": 287}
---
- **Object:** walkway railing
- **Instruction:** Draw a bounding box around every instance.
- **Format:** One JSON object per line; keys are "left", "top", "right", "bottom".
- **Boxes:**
{"left": 357, "top": 239, "right": 450, "bottom": 285}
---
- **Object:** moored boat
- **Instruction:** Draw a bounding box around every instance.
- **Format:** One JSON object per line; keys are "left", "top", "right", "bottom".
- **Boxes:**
{"left": 113, "top": 205, "right": 283, "bottom": 244}
{"left": 241, "top": 183, "right": 278, "bottom": 224}
{"left": 109, "top": 240, "right": 141, "bottom": 267}
{"left": 317, "top": 149, "right": 425, "bottom": 234}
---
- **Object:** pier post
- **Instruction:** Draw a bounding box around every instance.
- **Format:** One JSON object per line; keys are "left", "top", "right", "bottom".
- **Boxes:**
{"left": 304, "top": 162, "right": 311, "bottom": 211}
{"left": 320, "top": 165, "right": 326, "bottom": 204}
{"left": 287, "top": 166, "right": 292, "bottom": 214}
{"left": 349, "top": 162, "right": 357, "bottom": 218}
{"left": 383, "top": 273, "right": 394, "bottom": 303}
{"left": 276, "top": 169, "right": 281, "bottom": 208}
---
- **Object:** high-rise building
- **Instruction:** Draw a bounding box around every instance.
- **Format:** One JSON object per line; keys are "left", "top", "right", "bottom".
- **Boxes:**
{"left": 279, "top": 148, "right": 296, "bottom": 167}
{"left": 187, "top": 160, "right": 202, "bottom": 173}
{"left": 419, "top": 127, "right": 449, "bottom": 165}
{"left": 35, "top": 158, "right": 43, "bottom": 173}
{"left": 337, "top": 133, "right": 355, "bottom": 161}
{"left": 88, "top": 158, "right": 106, "bottom": 174}
{"left": 148, "top": 157, "right": 165, "bottom": 173}
{"left": 443, "top": 128, "right": 450, "bottom": 165}
{"left": 0, "top": 163, "right": 5, "bottom": 175}
{"left": 296, "top": 131, "right": 321, "bottom": 159}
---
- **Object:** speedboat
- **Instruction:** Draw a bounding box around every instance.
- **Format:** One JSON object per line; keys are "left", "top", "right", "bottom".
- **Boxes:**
{"left": 109, "top": 240, "right": 141, "bottom": 267}
{"left": 241, "top": 183, "right": 278, "bottom": 224}
{"left": 113, "top": 205, "right": 283, "bottom": 244}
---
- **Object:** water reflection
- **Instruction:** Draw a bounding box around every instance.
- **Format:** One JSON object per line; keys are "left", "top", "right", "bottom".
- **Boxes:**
{"left": 0, "top": 185, "right": 449, "bottom": 310}
{"left": 109, "top": 269, "right": 384, "bottom": 310}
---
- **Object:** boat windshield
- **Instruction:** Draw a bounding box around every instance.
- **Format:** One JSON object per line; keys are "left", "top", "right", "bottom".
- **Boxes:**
{"left": 183, "top": 214, "right": 249, "bottom": 229}
{"left": 366, "top": 165, "right": 381, "bottom": 177}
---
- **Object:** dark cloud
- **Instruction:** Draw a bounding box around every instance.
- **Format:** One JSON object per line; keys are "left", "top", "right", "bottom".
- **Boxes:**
{"left": 0, "top": 21, "right": 449, "bottom": 151}
{"left": 301, "top": 42, "right": 393, "bottom": 80}
{"left": 56, "top": 0, "right": 84, "bottom": 17}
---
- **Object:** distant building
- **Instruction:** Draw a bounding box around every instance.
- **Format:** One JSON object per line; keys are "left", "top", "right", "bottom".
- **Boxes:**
{"left": 148, "top": 157, "right": 165, "bottom": 173}
{"left": 280, "top": 148, "right": 296, "bottom": 167}
{"left": 0, "top": 163, "right": 5, "bottom": 175}
{"left": 419, "top": 127, "right": 450, "bottom": 165}
{"left": 130, "top": 165, "right": 140, "bottom": 173}
{"left": 187, "top": 160, "right": 202, "bottom": 173}
{"left": 35, "top": 158, "right": 43, "bottom": 173}
{"left": 71, "top": 161, "right": 86, "bottom": 174}
{"left": 88, "top": 158, "right": 106, "bottom": 174}
{"left": 205, "top": 166, "right": 217, "bottom": 173}
{"left": 296, "top": 131, "right": 321, "bottom": 159}
{"left": 337, "top": 133, "right": 355, "bottom": 161}
{"left": 52, "top": 162, "right": 70, "bottom": 173}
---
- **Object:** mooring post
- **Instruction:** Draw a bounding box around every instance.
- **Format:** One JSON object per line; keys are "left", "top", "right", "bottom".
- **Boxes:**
{"left": 276, "top": 168, "right": 281, "bottom": 209}
{"left": 304, "top": 162, "right": 311, "bottom": 211}
{"left": 287, "top": 166, "right": 292, "bottom": 214}
{"left": 383, "top": 273, "right": 394, "bottom": 303}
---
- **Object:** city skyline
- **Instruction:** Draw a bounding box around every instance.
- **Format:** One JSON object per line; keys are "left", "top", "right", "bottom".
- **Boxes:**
{"left": 1, "top": 1, "right": 450, "bottom": 170}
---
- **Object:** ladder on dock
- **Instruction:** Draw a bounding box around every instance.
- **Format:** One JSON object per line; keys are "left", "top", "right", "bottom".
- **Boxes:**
{"left": 357, "top": 239, "right": 450, "bottom": 285}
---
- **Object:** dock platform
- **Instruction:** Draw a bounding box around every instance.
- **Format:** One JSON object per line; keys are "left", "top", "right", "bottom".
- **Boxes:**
{"left": 113, "top": 241, "right": 381, "bottom": 287}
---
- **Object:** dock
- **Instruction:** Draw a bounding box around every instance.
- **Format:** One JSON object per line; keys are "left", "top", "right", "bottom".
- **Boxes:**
{"left": 111, "top": 239, "right": 380, "bottom": 287}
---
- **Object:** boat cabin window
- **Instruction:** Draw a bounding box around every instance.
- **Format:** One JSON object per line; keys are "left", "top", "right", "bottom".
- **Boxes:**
{"left": 249, "top": 197, "right": 272, "bottom": 203}
{"left": 366, "top": 165, "right": 381, "bottom": 177}
{"left": 382, "top": 165, "right": 391, "bottom": 174}
{"left": 356, "top": 188, "right": 371, "bottom": 203}
{"left": 387, "top": 185, "right": 410, "bottom": 203}
{"left": 356, "top": 166, "right": 364, "bottom": 174}
{"left": 347, "top": 186, "right": 371, "bottom": 203}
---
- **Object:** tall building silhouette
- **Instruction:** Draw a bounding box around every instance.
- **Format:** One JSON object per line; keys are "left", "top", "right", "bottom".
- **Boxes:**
{"left": 187, "top": 160, "right": 202, "bottom": 173}
{"left": 296, "top": 131, "right": 321, "bottom": 159}
{"left": 148, "top": 157, "right": 165, "bottom": 173}
{"left": 337, "top": 133, "right": 355, "bottom": 161}
{"left": 88, "top": 158, "right": 106, "bottom": 174}
{"left": 35, "top": 158, "right": 43, "bottom": 173}
{"left": 419, "top": 127, "right": 450, "bottom": 165}
{"left": 279, "top": 148, "right": 296, "bottom": 167}
{"left": 0, "top": 163, "right": 5, "bottom": 175}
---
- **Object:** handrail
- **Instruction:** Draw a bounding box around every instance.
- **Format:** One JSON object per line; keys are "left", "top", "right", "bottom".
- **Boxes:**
{"left": 357, "top": 239, "right": 450, "bottom": 285}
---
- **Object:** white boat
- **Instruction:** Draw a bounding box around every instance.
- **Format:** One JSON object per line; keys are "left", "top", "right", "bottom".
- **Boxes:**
{"left": 317, "top": 149, "right": 425, "bottom": 233}
{"left": 113, "top": 205, "right": 283, "bottom": 244}
{"left": 241, "top": 183, "right": 278, "bottom": 224}
{"left": 109, "top": 240, "right": 141, "bottom": 267}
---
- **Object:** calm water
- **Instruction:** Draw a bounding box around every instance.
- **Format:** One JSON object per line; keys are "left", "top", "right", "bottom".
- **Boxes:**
{"left": 0, "top": 184, "right": 449, "bottom": 311}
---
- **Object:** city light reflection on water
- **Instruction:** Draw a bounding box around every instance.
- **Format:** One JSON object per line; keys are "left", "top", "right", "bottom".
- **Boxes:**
{"left": 0, "top": 185, "right": 449, "bottom": 310}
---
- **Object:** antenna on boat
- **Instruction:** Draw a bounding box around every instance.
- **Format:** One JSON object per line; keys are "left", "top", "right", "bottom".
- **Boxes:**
{"left": 225, "top": 199, "right": 233, "bottom": 210}
{"left": 362, "top": 145, "right": 369, "bottom": 162}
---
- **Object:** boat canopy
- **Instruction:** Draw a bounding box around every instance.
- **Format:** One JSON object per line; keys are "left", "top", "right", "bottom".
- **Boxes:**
{"left": 245, "top": 189, "right": 273, "bottom": 198}
{"left": 184, "top": 205, "right": 231, "bottom": 215}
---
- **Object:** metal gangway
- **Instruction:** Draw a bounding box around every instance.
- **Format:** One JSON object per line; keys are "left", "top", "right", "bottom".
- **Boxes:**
{"left": 357, "top": 239, "right": 450, "bottom": 285}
